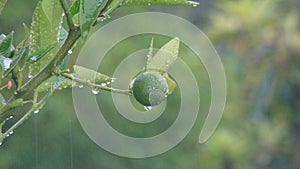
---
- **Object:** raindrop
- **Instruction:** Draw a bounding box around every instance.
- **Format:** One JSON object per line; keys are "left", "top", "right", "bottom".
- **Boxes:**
{"left": 106, "top": 81, "right": 111, "bottom": 85}
{"left": 91, "top": 88, "right": 100, "bottom": 95}
{"left": 9, "top": 131, "right": 13, "bottom": 135}
{"left": 78, "top": 84, "right": 84, "bottom": 88}
{"left": 72, "top": 81, "right": 77, "bottom": 87}
{"left": 68, "top": 50, "right": 73, "bottom": 54}
{"left": 192, "top": 4, "right": 197, "bottom": 7}
{"left": 0, "top": 142, "right": 2, "bottom": 146}
{"left": 9, "top": 115, "right": 13, "bottom": 119}
{"left": 101, "top": 83, "right": 107, "bottom": 87}
{"left": 34, "top": 109, "right": 39, "bottom": 114}
{"left": 111, "top": 78, "right": 117, "bottom": 83}
{"left": 147, "top": 3, "right": 151, "bottom": 6}
{"left": 144, "top": 106, "right": 152, "bottom": 111}
{"left": 28, "top": 74, "right": 33, "bottom": 78}
{"left": 6, "top": 134, "right": 9, "bottom": 137}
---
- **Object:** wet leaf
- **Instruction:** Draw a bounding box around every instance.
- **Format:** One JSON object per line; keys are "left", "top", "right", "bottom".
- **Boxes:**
{"left": 147, "top": 37, "right": 179, "bottom": 72}
{"left": 80, "top": 0, "right": 108, "bottom": 37}
{"left": 27, "top": 43, "right": 55, "bottom": 63}
{"left": 74, "top": 65, "right": 112, "bottom": 84}
{"left": 163, "top": 72, "right": 177, "bottom": 94}
{"left": 29, "top": 0, "right": 63, "bottom": 75}
{"left": 2, "top": 46, "right": 29, "bottom": 77}
{"left": 0, "top": 56, "right": 12, "bottom": 76}
{"left": 122, "top": 0, "right": 199, "bottom": 6}
{"left": 0, "top": 98, "right": 24, "bottom": 114}
{"left": 70, "top": 0, "right": 80, "bottom": 16}
{"left": 0, "top": 31, "right": 15, "bottom": 58}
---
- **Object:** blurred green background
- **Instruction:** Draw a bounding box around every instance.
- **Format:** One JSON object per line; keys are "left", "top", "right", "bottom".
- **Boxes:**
{"left": 1, "top": 0, "right": 300, "bottom": 168}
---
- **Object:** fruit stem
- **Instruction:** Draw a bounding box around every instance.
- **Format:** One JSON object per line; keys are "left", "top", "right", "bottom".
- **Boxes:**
{"left": 60, "top": 72, "right": 132, "bottom": 95}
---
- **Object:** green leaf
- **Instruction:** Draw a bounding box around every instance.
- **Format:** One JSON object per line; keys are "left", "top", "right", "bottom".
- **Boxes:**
{"left": 74, "top": 65, "right": 112, "bottom": 84}
{"left": 163, "top": 72, "right": 176, "bottom": 94}
{"left": 27, "top": 43, "right": 55, "bottom": 63}
{"left": 0, "top": 98, "right": 24, "bottom": 114}
{"left": 29, "top": 0, "right": 63, "bottom": 76}
{"left": 80, "top": 0, "right": 108, "bottom": 37}
{"left": 70, "top": 0, "right": 80, "bottom": 16}
{"left": 0, "top": 56, "right": 12, "bottom": 77}
{"left": 122, "top": 0, "right": 199, "bottom": 6}
{"left": 0, "top": 31, "right": 15, "bottom": 58}
{"left": 147, "top": 37, "right": 179, "bottom": 72}
{"left": 70, "top": 0, "right": 80, "bottom": 25}
{"left": 0, "top": 0, "right": 7, "bottom": 14}
{"left": 2, "top": 46, "right": 28, "bottom": 78}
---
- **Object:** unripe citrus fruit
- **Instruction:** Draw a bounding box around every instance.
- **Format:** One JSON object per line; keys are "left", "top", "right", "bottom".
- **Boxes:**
{"left": 131, "top": 71, "right": 168, "bottom": 106}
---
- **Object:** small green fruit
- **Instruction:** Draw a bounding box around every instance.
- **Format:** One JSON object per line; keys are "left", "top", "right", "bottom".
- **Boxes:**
{"left": 131, "top": 71, "right": 168, "bottom": 106}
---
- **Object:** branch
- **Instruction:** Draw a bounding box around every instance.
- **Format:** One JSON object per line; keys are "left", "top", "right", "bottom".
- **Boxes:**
{"left": 60, "top": 72, "right": 132, "bottom": 95}
{"left": 18, "top": 29, "right": 81, "bottom": 99}
{"left": 60, "top": 0, "right": 76, "bottom": 30}
{"left": 2, "top": 95, "right": 48, "bottom": 139}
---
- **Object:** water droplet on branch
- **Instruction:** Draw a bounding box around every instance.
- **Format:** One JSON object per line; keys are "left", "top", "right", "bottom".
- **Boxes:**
{"left": 91, "top": 88, "right": 100, "bottom": 95}
{"left": 34, "top": 109, "right": 39, "bottom": 114}
{"left": 144, "top": 106, "right": 152, "bottom": 111}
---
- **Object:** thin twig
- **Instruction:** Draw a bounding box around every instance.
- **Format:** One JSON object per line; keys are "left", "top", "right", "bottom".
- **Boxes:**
{"left": 60, "top": 72, "right": 132, "bottom": 95}
{"left": 60, "top": 0, "right": 76, "bottom": 30}
{"left": 3, "top": 95, "right": 48, "bottom": 139}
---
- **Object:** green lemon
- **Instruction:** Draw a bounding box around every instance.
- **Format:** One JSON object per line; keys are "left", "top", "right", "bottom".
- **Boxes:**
{"left": 131, "top": 71, "right": 168, "bottom": 106}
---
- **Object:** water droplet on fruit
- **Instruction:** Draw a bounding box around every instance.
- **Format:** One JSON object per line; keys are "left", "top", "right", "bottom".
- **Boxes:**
{"left": 144, "top": 106, "right": 152, "bottom": 111}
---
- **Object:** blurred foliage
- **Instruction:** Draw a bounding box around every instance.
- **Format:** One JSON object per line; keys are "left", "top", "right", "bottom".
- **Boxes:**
{"left": 0, "top": 0, "right": 299, "bottom": 168}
